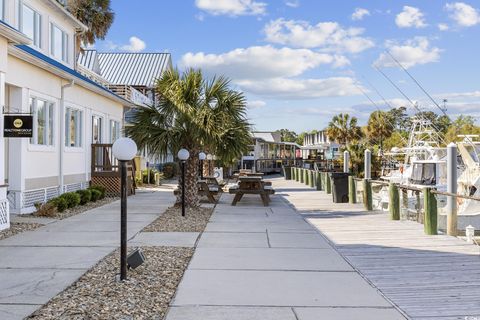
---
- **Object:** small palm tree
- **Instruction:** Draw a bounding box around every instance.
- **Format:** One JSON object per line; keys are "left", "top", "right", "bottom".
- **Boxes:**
{"left": 326, "top": 113, "right": 363, "bottom": 148}
{"left": 366, "top": 110, "right": 394, "bottom": 152}
{"left": 67, "top": 0, "right": 114, "bottom": 51}
{"left": 126, "top": 69, "right": 251, "bottom": 207}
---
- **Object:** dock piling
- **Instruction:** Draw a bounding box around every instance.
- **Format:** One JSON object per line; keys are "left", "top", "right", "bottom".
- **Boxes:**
{"left": 389, "top": 183, "right": 400, "bottom": 220}
{"left": 348, "top": 176, "right": 356, "bottom": 204}
{"left": 424, "top": 187, "right": 438, "bottom": 235}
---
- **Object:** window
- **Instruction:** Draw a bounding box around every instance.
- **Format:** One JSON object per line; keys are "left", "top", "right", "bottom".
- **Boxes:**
{"left": 50, "top": 23, "right": 69, "bottom": 63}
{"left": 19, "top": 3, "right": 41, "bottom": 47}
{"left": 110, "top": 120, "right": 120, "bottom": 143}
{"left": 65, "top": 107, "right": 83, "bottom": 147}
{"left": 30, "top": 97, "right": 54, "bottom": 146}
{"left": 1, "top": 0, "right": 5, "bottom": 21}
{"left": 92, "top": 115, "right": 103, "bottom": 143}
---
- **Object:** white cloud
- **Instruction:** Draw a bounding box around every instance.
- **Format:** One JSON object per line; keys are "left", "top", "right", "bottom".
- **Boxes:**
{"left": 263, "top": 18, "right": 374, "bottom": 53}
{"left": 247, "top": 100, "right": 266, "bottom": 108}
{"left": 351, "top": 8, "right": 370, "bottom": 21}
{"left": 117, "top": 36, "right": 146, "bottom": 52}
{"left": 236, "top": 77, "right": 362, "bottom": 99}
{"left": 445, "top": 2, "right": 480, "bottom": 27}
{"left": 395, "top": 6, "right": 427, "bottom": 28}
{"left": 375, "top": 37, "right": 441, "bottom": 69}
{"left": 285, "top": 0, "right": 300, "bottom": 8}
{"left": 195, "top": 0, "right": 266, "bottom": 16}
{"left": 180, "top": 45, "right": 348, "bottom": 80}
{"left": 438, "top": 23, "right": 449, "bottom": 31}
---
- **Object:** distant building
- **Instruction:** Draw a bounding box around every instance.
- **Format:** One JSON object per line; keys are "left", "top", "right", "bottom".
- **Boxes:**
{"left": 240, "top": 131, "right": 300, "bottom": 173}
{"left": 301, "top": 131, "right": 340, "bottom": 160}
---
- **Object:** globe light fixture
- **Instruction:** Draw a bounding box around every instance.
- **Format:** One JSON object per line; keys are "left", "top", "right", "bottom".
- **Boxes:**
{"left": 112, "top": 137, "right": 137, "bottom": 281}
{"left": 177, "top": 148, "right": 190, "bottom": 217}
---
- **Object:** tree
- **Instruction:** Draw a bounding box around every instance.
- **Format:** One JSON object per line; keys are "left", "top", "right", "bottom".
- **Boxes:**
{"left": 326, "top": 113, "right": 363, "bottom": 148}
{"left": 387, "top": 106, "right": 410, "bottom": 132}
{"left": 126, "top": 69, "right": 251, "bottom": 207}
{"left": 275, "top": 129, "right": 298, "bottom": 143}
{"left": 366, "top": 111, "right": 394, "bottom": 151}
{"left": 444, "top": 115, "right": 480, "bottom": 143}
{"left": 67, "top": 0, "right": 114, "bottom": 50}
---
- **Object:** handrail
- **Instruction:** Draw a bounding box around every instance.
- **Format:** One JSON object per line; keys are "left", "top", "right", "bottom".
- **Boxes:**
{"left": 0, "top": 184, "right": 8, "bottom": 188}
{"left": 431, "top": 189, "right": 480, "bottom": 201}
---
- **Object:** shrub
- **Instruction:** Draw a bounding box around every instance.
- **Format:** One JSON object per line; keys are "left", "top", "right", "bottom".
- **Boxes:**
{"left": 35, "top": 202, "right": 57, "bottom": 217}
{"left": 76, "top": 189, "right": 92, "bottom": 205}
{"left": 162, "top": 162, "right": 178, "bottom": 179}
{"left": 142, "top": 168, "right": 160, "bottom": 184}
{"left": 60, "top": 192, "right": 81, "bottom": 208}
{"left": 90, "top": 185, "right": 106, "bottom": 199}
{"left": 50, "top": 197, "right": 68, "bottom": 212}
{"left": 90, "top": 188, "right": 102, "bottom": 202}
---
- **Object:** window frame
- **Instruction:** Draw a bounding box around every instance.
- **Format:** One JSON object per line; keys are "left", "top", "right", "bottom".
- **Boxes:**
{"left": 109, "top": 119, "right": 120, "bottom": 143}
{"left": 0, "top": 0, "right": 5, "bottom": 21}
{"left": 30, "top": 96, "right": 55, "bottom": 148}
{"left": 91, "top": 115, "right": 103, "bottom": 144}
{"left": 65, "top": 106, "right": 83, "bottom": 149}
{"left": 50, "top": 22, "right": 69, "bottom": 63}
{"left": 19, "top": 1, "right": 42, "bottom": 47}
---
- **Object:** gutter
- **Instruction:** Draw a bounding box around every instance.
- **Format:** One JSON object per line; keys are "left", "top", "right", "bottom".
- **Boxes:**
{"left": 59, "top": 80, "right": 75, "bottom": 194}
{"left": 0, "top": 22, "right": 31, "bottom": 44}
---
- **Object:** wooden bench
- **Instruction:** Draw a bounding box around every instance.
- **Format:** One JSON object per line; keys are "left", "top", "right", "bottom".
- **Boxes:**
{"left": 173, "top": 181, "right": 220, "bottom": 204}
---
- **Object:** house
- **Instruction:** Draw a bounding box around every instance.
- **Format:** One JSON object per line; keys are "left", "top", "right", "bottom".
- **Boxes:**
{"left": 300, "top": 131, "right": 340, "bottom": 170}
{"left": 240, "top": 131, "right": 300, "bottom": 173}
{"left": 0, "top": 0, "right": 138, "bottom": 218}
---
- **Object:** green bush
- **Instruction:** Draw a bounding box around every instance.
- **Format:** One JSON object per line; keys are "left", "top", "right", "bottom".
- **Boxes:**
{"left": 76, "top": 189, "right": 92, "bottom": 205}
{"left": 142, "top": 168, "right": 160, "bottom": 184}
{"left": 60, "top": 192, "right": 81, "bottom": 208}
{"left": 90, "top": 188, "right": 102, "bottom": 202}
{"left": 90, "top": 185, "right": 106, "bottom": 199}
{"left": 50, "top": 197, "right": 68, "bottom": 212}
{"left": 162, "top": 162, "right": 178, "bottom": 179}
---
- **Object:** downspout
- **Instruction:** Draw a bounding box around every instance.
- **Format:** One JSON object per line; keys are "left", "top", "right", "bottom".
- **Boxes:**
{"left": 60, "top": 80, "right": 75, "bottom": 194}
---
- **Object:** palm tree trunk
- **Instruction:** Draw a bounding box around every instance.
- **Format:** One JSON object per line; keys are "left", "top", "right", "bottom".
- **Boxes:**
{"left": 177, "top": 150, "right": 200, "bottom": 208}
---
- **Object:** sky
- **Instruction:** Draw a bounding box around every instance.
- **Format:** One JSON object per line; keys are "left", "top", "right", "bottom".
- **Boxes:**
{"left": 96, "top": 0, "right": 480, "bottom": 133}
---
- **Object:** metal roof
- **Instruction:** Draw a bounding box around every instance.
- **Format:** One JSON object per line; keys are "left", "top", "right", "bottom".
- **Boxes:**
{"left": 16, "top": 45, "right": 130, "bottom": 105}
{"left": 252, "top": 132, "right": 281, "bottom": 143}
{"left": 96, "top": 52, "right": 172, "bottom": 87}
{"left": 77, "top": 50, "right": 102, "bottom": 74}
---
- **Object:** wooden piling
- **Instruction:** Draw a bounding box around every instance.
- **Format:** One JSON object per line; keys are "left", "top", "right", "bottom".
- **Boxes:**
{"left": 326, "top": 173, "right": 332, "bottom": 194}
{"left": 300, "top": 168, "right": 304, "bottom": 183}
{"left": 291, "top": 167, "right": 296, "bottom": 181}
{"left": 348, "top": 176, "right": 356, "bottom": 204}
{"left": 424, "top": 188, "right": 438, "bottom": 235}
{"left": 309, "top": 171, "right": 315, "bottom": 188}
{"left": 316, "top": 172, "right": 322, "bottom": 191}
{"left": 363, "top": 179, "right": 372, "bottom": 211}
{"left": 389, "top": 183, "right": 400, "bottom": 220}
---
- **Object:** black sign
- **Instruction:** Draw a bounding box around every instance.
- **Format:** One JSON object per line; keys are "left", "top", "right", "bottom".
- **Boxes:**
{"left": 4, "top": 115, "right": 33, "bottom": 138}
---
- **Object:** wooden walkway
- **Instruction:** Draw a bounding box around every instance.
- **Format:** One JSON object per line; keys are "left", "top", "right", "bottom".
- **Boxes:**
{"left": 274, "top": 177, "right": 480, "bottom": 320}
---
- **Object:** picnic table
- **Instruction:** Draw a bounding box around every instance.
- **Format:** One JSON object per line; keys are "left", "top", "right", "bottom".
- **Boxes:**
{"left": 229, "top": 176, "right": 275, "bottom": 206}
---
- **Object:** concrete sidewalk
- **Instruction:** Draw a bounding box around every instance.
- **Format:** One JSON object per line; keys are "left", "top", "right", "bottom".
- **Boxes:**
{"left": 0, "top": 187, "right": 175, "bottom": 320}
{"left": 166, "top": 177, "right": 406, "bottom": 320}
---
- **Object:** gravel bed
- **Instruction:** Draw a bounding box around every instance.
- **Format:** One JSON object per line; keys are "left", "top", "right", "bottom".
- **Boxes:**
{"left": 29, "top": 246, "right": 194, "bottom": 320}
{"left": 33, "top": 197, "right": 119, "bottom": 220}
{"left": 142, "top": 206, "right": 214, "bottom": 232}
{"left": 0, "top": 222, "right": 44, "bottom": 241}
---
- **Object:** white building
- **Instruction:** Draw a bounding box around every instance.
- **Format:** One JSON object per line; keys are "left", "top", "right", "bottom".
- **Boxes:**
{"left": 301, "top": 131, "right": 340, "bottom": 160}
{"left": 0, "top": 0, "right": 136, "bottom": 219}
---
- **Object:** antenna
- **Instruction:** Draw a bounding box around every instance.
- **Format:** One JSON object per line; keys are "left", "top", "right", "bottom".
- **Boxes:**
{"left": 385, "top": 50, "right": 448, "bottom": 117}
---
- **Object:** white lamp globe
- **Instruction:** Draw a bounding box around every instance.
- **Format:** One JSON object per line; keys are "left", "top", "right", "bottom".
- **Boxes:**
{"left": 206, "top": 154, "right": 213, "bottom": 160}
{"left": 199, "top": 152, "right": 206, "bottom": 160}
{"left": 178, "top": 148, "right": 190, "bottom": 161}
{"left": 112, "top": 137, "right": 137, "bottom": 161}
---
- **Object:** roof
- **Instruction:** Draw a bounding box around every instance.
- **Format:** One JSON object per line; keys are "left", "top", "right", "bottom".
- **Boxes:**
{"left": 15, "top": 45, "right": 130, "bottom": 105}
{"left": 77, "top": 50, "right": 102, "bottom": 74}
{"left": 251, "top": 132, "right": 281, "bottom": 143}
{"left": 0, "top": 20, "right": 32, "bottom": 44}
{"left": 45, "top": 0, "right": 88, "bottom": 31}
{"left": 96, "top": 52, "right": 172, "bottom": 87}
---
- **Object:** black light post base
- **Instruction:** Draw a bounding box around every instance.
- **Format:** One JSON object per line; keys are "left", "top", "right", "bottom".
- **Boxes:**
{"left": 119, "top": 160, "right": 128, "bottom": 281}
{"left": 181, "top": 160, "right": 186, "bottom": 217}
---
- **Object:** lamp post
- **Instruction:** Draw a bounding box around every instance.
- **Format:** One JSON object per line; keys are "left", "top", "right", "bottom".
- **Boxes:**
{"left": 112, "top": 137, "right": 137, "bottom": 281}
{"left": 178, "top": 148, "right": 190, "bottom": 217}
{"left": 199, "top": 152, "right": 206, "bottom": 180}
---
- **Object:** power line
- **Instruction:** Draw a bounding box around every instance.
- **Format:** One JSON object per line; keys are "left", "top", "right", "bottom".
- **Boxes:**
{"left": 385, "top": 50, "right": 448, "bottom": 116}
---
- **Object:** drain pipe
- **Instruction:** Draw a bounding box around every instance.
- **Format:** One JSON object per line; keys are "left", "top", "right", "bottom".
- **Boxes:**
{"left": 59, "top": 80, "right": 75, "bottom": 194}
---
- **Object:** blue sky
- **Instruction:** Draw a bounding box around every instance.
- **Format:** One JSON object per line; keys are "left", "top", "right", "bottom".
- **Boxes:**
{"left": 96, "top": 0, "right": 480, "bottom": 132}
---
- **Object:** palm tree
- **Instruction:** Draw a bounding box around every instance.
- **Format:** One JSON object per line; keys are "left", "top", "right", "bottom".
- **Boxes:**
{"left": 366, "top": 110, "right": 394, "bottom": 153}
{"left": 326, "top": 113, "right": 362, "bottom": 148}
{"left": 67, "top": 0, "right": 114, "bottom": 52}
{"left": 126, "top": 69, "right": 251, "bottom": 207}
